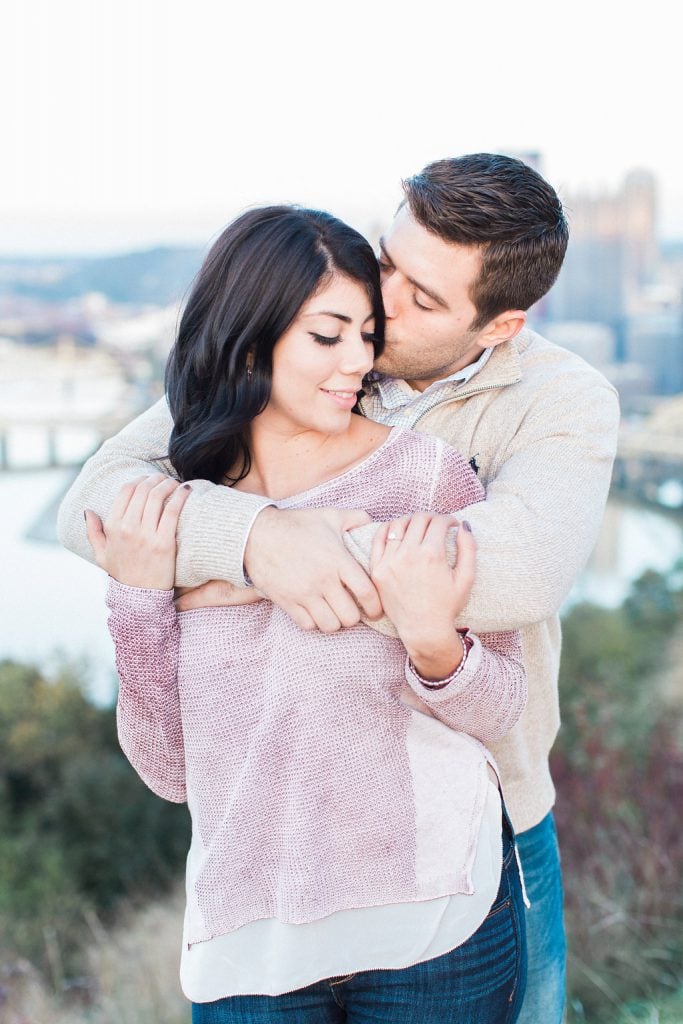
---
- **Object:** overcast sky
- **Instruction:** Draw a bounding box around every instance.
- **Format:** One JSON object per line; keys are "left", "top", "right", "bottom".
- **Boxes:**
{"left": 2, "top": 0, "right": 680, "bottom": 255}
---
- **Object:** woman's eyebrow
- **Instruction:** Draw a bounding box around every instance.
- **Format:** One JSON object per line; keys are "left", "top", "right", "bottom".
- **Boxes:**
{"left": 304, "top": 311, "right": 375, "bottom": 324}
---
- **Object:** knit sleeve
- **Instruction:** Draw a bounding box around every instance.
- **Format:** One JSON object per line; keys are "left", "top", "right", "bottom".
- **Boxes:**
{"left": 106, "top": 578, "right": 187, "bottom": 803}
{"left": 403, "top": 628, "right": 527, "bottom": 744}
{"left": 408, "top": 442, "right": 527, "bottom": 741}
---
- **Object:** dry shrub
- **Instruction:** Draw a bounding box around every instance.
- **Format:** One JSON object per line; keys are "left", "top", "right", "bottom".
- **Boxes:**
{"left": 553, "top": 718, "right": 683, "bottom": 1021}
{"left": 0, "top": 889, "right": 187, "bottom": 1024}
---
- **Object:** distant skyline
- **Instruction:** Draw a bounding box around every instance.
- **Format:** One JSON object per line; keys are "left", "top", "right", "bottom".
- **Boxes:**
{"left": 2, "top": 0, "right": 680, "bottom": 255}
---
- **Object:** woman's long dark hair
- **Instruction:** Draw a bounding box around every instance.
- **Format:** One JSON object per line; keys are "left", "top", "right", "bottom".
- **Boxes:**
{"left": 165, "top": 206, "right": 385, "bottom": 484}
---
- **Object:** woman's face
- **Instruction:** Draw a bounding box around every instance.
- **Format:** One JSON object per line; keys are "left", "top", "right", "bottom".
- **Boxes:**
{"left": 263, "top": 274, "right": 377, "bottom": 438}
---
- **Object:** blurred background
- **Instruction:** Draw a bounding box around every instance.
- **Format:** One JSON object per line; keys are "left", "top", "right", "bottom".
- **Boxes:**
{"left": 1, "top": 2, "right": 681, "bottom": 1022}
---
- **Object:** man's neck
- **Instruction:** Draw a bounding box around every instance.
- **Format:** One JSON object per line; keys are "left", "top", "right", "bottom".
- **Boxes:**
{"left": 403, "top": 345, "right": 491, "bottom": 393}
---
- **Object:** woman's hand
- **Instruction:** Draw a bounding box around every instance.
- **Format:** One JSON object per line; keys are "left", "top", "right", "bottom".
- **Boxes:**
{"left": 84, "top": 474, "right": 192, "bottom": 590}
{"left": 369, "top": 513, "right": 476, "bottom": 681}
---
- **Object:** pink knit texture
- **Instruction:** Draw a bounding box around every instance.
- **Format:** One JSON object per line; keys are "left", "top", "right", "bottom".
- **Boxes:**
{"left": 107, "top": 429, "right": 526, "bottom": 944}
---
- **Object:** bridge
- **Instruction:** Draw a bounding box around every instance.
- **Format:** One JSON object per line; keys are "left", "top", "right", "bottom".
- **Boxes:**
{"left": 0, "top": 411, "right": 138, "bottom": 471}
{"left": 614, "top": 403, "right": 683, "bottom": 509}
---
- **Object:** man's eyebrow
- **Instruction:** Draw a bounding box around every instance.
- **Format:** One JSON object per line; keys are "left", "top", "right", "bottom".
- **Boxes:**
{"left": 379, "top": 238, "right": 449, "bottom": 310}
{"left": 305, "top": 311, "right": 375, "bottom": 324}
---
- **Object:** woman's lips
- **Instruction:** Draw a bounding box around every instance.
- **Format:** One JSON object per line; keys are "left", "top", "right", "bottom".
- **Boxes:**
{"left": 321, "top": 388, "right": 358, "bottom": 410}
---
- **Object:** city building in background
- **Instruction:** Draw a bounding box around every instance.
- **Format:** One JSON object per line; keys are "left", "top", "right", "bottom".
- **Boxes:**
{"left": 536, "top": 168, "right": 683, "bottom": 409}
{"left": 1, "top": 155, "right": 681, "bottom": 701}
{"left": 1, "top": 158, "right": 682, "bottom": 509}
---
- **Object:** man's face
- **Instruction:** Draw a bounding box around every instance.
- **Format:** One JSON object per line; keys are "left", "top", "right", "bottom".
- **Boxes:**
{"left": 374, "top": 205, "right": 487, "bottom": 390}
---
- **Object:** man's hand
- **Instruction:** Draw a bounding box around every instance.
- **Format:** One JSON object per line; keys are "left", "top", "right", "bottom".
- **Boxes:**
{"left": 244, "top": 506, "right": 383, "bottom": 633}
{"left": 174, "top": 580, "right": 264, "bottom": 612}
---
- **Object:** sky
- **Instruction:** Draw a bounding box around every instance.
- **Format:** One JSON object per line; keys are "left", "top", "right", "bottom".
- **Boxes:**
{"left": 1, "top": 0, "right": 681, "bottom": 255}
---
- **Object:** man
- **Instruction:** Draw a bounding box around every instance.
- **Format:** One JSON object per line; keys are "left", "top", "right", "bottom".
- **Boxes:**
{"left": 58, "top": 154, "right": 620, "bottom": 1022}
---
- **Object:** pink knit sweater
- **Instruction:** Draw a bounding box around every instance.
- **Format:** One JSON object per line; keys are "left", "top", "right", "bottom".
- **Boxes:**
{"left": 106, "top": 428, "right": 526, "bottom": 945}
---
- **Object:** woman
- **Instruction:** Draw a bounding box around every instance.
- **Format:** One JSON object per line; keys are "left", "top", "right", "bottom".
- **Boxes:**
{"left": 85, "top": 206, "right": 528, "bottom": 1022}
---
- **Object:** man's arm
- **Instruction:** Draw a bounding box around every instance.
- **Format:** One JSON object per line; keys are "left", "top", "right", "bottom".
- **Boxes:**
{"left": 454, "top": 381, "right": 619, "bottom": 630}
{"left": 345, "top": 380, "right": 620, "bottom": 633}
{"left": 57, "top": 398, "right": 382, "bottom": 624}
{"left": 57, "top": 397, "right": 272, "bottom": 588}
{"left": 60, "top": 375, "right": 618, "bottom": 633}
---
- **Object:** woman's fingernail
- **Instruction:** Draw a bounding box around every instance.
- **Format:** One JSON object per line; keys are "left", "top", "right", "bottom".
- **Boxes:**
{"left": 462, "top": 520, "right": 472, "bottom": 533}
{"left": 182, "top": 483, "right": 192, "bottom": 490}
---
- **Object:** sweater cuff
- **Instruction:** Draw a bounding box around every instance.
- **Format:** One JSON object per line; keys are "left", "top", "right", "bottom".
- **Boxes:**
{"left": 174, "top": 481, "right": 274, "bottom": 588}
{"left": 105, "top": 577, "right": 176, "bottom": 616}
{"left": 405, "top": 630, "right": 482, "bottom": 700}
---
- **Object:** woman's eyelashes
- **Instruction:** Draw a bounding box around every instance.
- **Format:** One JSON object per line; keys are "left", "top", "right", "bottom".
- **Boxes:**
{"left": 310, "top": 332, "right": 341, "bottom": 346}
{"left": 310, "top": 332, "right": 377, "bottom": 347}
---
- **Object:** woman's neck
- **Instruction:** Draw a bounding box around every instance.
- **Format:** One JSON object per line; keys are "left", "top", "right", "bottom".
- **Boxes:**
{"left": 231, "top": 415, "right": 391, "bottom": 500}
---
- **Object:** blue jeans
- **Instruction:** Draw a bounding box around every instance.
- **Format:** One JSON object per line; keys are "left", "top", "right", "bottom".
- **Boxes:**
{"left": 192, "top": 821, "right": 527, "bottom": 1023}
{"left": 515, "top": 812, "right": 566, "bottom": 1024}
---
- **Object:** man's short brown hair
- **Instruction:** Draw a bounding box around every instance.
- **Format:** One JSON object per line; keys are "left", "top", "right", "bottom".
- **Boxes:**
{"left": 402, "top": 154, "right": 569, "bottom": 330}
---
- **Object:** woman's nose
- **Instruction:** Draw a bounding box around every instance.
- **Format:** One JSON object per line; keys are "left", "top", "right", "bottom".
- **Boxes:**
{"left": 340, "top": 335, "right": 374, "bottom": 375}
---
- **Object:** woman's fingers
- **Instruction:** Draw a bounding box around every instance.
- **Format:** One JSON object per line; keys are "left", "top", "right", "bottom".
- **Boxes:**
{"left": 400, "top": 512, "right": 436, "bottom": 546}
{"left": 373, "top": 517, "right": 410, "bottom": 561}
{"left": 107, "top": 475, "right": 150, "bottom": 527}
{"left": 373, "top": 514, "right": 455, "bottom": 568}
{"left": 421, "top": 515, "right": 459, "bottom": 551}
{"left": 157, "top": 483, "right": 192, "bottom": 544}
{"left": 142, "top": 477, "right": 188, "bottom": 533}
{"left": 369, "top": 521, "right": 391, "bottom": 574}
{"left": 120, "top": 473, "right": 168, "bottom": 527}
{"left": 451, "top": 522, "right": 476, "bottom": 609}
{"left": 84, "top": 509, "right": 107, "bottom": 567}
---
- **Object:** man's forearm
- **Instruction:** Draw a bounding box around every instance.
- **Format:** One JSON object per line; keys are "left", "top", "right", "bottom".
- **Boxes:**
{"left": 57, "top": 397, "right": 271, "bottom": 588}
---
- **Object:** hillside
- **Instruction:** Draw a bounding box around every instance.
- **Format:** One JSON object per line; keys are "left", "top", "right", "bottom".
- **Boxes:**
{"left": 0, "top": 247, "right": 204, "bottom": 306}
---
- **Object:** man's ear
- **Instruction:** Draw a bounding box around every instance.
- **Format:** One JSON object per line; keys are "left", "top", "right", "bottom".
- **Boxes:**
{"left": 479, "top": 310, "right": 526, "bottom": 349}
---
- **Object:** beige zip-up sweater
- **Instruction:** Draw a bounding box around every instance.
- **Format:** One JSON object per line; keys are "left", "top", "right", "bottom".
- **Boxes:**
{"left": 57, "top": 328, "right": 620, "bottom": 832}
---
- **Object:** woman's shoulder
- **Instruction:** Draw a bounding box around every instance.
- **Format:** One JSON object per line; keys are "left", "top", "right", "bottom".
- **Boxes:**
{"left": 383, "top": 429, "right": 484, "bottom": 509}
{"left": 342, "top": 418, "right": 469, "bottom": 474}
{"left": 386, "top": 426, "right": 466, "bottom": 465}
{"left": 371, "top": 427, "right": 474, "bottom": 484}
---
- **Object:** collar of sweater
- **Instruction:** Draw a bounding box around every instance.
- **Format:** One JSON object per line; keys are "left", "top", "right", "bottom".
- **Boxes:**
{"left": 453, "top": 330, "right": 524, "bottom": 399}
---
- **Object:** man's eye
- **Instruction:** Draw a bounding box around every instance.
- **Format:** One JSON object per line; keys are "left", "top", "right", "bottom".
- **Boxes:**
{"left": 378, "top": 260, "right": 392, "bottom": 273}
{"left": 413, "top": 295, "right": 432, "bottom": 311}
{"left": 311, "top": 333, "right": 341, "bottom": 346}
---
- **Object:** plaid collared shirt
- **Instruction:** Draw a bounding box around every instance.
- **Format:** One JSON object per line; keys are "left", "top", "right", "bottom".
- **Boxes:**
{"left": 363, "top": 348, "right": 494, "bottom": 428}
